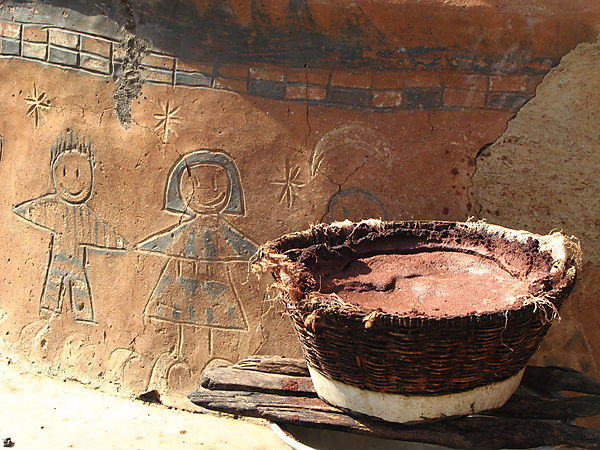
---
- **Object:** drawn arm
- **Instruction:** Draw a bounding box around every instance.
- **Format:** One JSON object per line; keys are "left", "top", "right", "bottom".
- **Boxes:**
{"left": 13, "top": 194, "right": 63, "bottom": 233}
{"left": 136, "top": 221, "right": 188, "bottom": 258}
{"left": 79, "top": 205, "right": 127, "bottom": 251}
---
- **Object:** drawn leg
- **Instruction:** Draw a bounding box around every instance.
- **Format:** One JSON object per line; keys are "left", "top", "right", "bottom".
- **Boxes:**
{"left": 40, "top": 258, "right": 66, "bottom": 315}
{"left": 144, "top": 259, "right": 177, "bottom": 323}
{"left": 68, "top": 267, "right": 95, "bottom": 324}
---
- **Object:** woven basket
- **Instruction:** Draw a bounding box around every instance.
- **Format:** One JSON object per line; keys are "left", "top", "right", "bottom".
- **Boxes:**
{"left": 256, "top": 220, "right": 579, "bottom": 421}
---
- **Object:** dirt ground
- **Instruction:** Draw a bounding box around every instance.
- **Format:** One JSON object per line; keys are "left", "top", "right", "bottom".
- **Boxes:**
{"left": 0, "top": 356, "right": 288, "bottom": 450}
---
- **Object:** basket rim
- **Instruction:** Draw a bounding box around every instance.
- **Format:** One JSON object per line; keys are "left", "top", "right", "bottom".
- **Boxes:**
{"left": 255, "top": 219, "right": 580, "bottom": 325}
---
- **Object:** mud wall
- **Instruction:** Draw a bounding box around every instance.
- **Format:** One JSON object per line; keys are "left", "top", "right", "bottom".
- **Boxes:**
{"left": 0, "top": 0, "right": 598, "bottom": 405}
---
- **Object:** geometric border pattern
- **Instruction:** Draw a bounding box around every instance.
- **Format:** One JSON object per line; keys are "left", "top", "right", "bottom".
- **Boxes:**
{"left": 0, "top": 20, "right": 539, "bottom": 113}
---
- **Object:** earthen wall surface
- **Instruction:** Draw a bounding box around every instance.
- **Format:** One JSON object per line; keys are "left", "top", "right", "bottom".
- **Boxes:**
{"left": 0, "top": 0, "right": 598, "bottom": 416}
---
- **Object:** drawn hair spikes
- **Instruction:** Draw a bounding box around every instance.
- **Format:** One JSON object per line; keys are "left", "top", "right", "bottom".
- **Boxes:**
{"left": 50, "top": 130, "right": 93, "bottom": 165}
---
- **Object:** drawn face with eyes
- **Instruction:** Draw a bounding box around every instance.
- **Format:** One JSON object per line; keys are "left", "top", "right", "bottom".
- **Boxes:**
{"left": 52, "top": 152, "right": 93, "bottom": 204}
{"left": 180, "top": 163, "right": 231, "bottom": 214}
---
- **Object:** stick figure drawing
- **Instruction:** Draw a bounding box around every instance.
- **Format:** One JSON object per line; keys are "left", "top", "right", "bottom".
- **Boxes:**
{"left": 137, "top": 150, "right": 258, "bottom": 365}
{"left": 13, "top": 131, "right": 126, "bottom": 324}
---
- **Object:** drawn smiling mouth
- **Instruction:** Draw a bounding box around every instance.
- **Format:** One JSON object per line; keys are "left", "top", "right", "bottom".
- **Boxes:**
{"left": 202, "top": 191, "right": 228, "bottom": 207}
{"left": 61, "top": 184, "right": 84, "bottom": 196}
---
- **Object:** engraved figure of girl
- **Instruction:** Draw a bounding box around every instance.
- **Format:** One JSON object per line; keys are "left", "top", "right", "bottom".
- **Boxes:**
{"left": 13, "top": 132, "right": 126, "bottom": 324}
{"left": 138, "top": 151, "right": 257, "bottom": 337}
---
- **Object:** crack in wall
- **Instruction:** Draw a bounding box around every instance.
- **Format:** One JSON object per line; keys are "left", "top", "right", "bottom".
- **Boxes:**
{"left": 319, "top": 159, "right": 368, "bottom": 223}
{"left": 118, "top": 0, "right": 137, "bottom": 34}
{"left": 467, "top": 111, "right": 519, "bottom": 217}
{"left": 467, "top": 64, "right": 549, "bottom": 217}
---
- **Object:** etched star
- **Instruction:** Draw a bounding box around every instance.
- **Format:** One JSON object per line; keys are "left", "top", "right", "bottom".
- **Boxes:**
{"left": 154, "top": 100, "right": 181, "bottom": 142}
{"left": 271, "top": 160, "right": 306, "bottom": 208}
{"left": 25, "top": 85, "right": 51, "bottom": 128}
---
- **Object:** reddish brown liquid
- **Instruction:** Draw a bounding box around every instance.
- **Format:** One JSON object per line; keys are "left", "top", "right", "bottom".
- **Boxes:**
{"left": 319, "top": 251, "right": 532, "bottom": 318}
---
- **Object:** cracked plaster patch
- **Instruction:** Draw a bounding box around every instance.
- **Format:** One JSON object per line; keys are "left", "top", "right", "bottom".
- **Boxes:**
{"left": 471, "top": 40, "right": 600, "bottom": 399}
{"left": 472, "top": 40, "right": 600, "bottom": 264}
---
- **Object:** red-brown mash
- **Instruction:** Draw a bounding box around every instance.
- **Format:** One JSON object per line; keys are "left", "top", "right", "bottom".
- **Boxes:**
{"left": 319, "top": 251, "right": 533, "bottom": 317}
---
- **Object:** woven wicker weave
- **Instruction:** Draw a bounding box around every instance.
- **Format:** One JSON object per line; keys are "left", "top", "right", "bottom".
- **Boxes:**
{"left": 257, "top": 220, "right": 579, "bottom": 395}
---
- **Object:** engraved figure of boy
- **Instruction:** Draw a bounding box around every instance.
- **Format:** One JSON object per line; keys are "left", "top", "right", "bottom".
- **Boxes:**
{"left": 13, "top": 132, "right": 126, "bottom": 324}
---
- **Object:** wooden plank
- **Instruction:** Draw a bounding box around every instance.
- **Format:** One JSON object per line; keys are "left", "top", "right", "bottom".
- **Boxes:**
{"left": 201, "top": 364, "right": 600, "bottom": 420}
{"left": 189, "top": 390, "right": 339, "bottom": 413}
{"left": 189, "top": 389, "right": 484, "bottom": 448}
{"left": 523, "top": 366, "right": 600, "bottom": 395}
{"left": 191, "top": 388, "right": 600, "bottom": 422}
{"left": 188, "top": 389, "right": 600, "bottom": 449}
{"left": 425, "top": 416, "right": 600, "bottom": 450}
{"left": 231, "top": 355, "right": 310, "bottom": 377}
{"left": 200, "top": 367, "right": 317, "bottom": 396}
{"left": 490, "top": 393, "right": 600, "bottom": 419}
{"left": 193, "top": 358, "right": 600, "bottom": 448}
